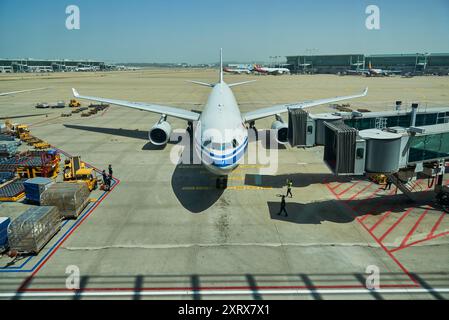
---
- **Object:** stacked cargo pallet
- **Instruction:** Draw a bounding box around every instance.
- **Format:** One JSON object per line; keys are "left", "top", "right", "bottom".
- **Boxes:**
{"left": 7, "top": 206, "right": 61, "bottom": 254}
{"left": 0, "top": 149, "right": 60, "bottom": 179}
{"left": 41, "top": 182, "right": 90, "bottom": 219}
{"left": 0, "top": 171, "right": 15, "bottom": 184}
{"left": 0, "top": 134, "right": 16, "bottom": 142}
{"left": 0, "top": 141, "right": 19, "bottom": 158}
{"left": 24, "top": 177, "right": 54, "bottom": 203}
{"left": 0, "top": 179, "right": 26, "bottom": 201}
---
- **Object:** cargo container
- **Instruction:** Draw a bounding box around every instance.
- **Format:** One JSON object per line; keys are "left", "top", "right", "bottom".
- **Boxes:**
{"left": 40, "top": 182, "right": 90, "bottom": 218}
{"left": 0, "top": 217, "right": 11, "bottom": 252}
{"left": 7, "top": 206, "right": 61, "bottom": 254}
{"left": 24, "top": 177, "right": 54, "bottom": 203}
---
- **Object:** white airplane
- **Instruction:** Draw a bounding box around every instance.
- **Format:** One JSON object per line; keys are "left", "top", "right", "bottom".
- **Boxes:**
{"left": 0, "top": 87, "right": 48, "bottom": 97}
{"left": 346, "top": 61, "right": 402, "bottom": 77}
{"left": 72, "top": 49, "right": 367, "bottom": 183}
{"left": 223, "top": 66, "right": 252, "bottom": 75}
{"left": 253, "top": 64, "right": 291, "bottom": 75}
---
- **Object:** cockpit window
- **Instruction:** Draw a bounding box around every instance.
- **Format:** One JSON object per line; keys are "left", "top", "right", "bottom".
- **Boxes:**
{"left": 207, "top": 142, "right": 233, "bottom": 150}
{"left": 203, "top": 140, "right": 211, "bottom": 147}
{"left": 212, "top": 142, "right": 225, "bottom": 150}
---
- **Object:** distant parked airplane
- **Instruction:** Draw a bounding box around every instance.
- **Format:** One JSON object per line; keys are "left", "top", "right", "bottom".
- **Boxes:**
{"left": 223, "top": 66, "right": 252, "bottom": 74}
{"left": 346, "top": 62, "right": 402, "bottom": 77}
{"left": 72, "top": 49, "right": 367, "bottom": 186}
{"left": 253, "top": 64, "right": 290, "bottom": 75}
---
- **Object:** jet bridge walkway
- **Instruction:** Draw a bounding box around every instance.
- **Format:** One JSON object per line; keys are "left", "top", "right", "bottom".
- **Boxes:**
{"left": 288, "top": 104, "right": 449, "bottom": 201}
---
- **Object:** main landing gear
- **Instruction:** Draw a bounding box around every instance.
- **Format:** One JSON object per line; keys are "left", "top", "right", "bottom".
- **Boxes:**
{"left": 249, "top": 121, "right": 258, "bottom": 140}
{"left": 216, "top": 176, "right": 228, "bottom": 189}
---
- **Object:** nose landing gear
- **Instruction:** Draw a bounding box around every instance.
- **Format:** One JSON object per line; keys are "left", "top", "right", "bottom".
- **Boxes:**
{"left": 216, "top": 176, "right": 228, "bottom": 189}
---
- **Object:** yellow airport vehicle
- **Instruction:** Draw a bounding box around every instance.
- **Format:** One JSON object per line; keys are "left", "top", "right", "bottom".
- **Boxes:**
{"left": 15, "top": 124, "right": 31, "bottom": 141}
{"left": 369, "top": 173, "right": 388, "bottom": 185}
{"left": 33, "top": 141, "right": 51, "bottom": 149}
{"left": 63, "top": 156, "right": 97, "bottom": 191}
{"left": 69, "top": 99, "right": 81, "bottom": 108}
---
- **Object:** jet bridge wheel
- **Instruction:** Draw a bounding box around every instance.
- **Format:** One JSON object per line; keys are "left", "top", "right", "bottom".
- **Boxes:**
{"left": 216, "top": 176, "right": 228, "bottom": 189}
{"left": 186, "top": 122, "right": 193, "bottom": 136}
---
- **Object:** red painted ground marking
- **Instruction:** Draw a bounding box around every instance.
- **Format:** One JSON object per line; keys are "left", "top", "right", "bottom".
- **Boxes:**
{"left": 399, "top": 208, "right": 430, "bottom": 248}
{"left": 346, "top": 182, "right": 373, "bottom": 202}
{"left": 325, "top": 183, "right": 419, "bottom": 286}
{"left": 337, "top": 180, "right": 361, "bottom": 196}
{"left": 369, "top": 210, "right": 393, "bottom": 232}
{"left": 358, "top": 188, "right": 398, "bottom": 222}
{"left": 427, "top": 212, "right": 447, "bottom": 239}
{"left": 378, "top": 208, "right": 414, "bottom": 242}
{"left": 351, "top": 186, "right": 384, "bottom": 210}
{"left": 329, "top": 182, "right": 343, "bottom": 191}
{"left": 392, "top": 231, "right": 449, "bottom": 253}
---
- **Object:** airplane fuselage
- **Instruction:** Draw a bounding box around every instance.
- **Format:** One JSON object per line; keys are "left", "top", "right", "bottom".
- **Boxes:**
{"left": 194, "top": 82, "right": 248, "bottom": 175}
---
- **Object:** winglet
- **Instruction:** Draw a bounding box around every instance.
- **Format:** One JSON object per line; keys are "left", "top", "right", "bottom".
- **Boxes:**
{"left": 363, "top": 87, "right": 368, "bottom": 96}
{"left": 72, "top": 88, "right": 79, "bottom": 97}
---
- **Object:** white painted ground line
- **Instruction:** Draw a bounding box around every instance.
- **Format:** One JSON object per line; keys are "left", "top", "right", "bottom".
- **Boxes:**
{"left": 2, "top": 288, "right": 449, "bottom": 298}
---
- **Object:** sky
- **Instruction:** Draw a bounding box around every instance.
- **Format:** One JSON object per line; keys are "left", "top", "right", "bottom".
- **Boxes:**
{"left": 0, "top": 0, "right": 448, "bottom": 64}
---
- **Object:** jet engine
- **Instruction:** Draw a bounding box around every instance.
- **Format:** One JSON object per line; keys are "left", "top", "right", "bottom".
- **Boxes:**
{"left": 271, "top": 120, "right": 289, "bottom": 144}
{"left": 149, "top": 119, "right": 172, "bottom": 145}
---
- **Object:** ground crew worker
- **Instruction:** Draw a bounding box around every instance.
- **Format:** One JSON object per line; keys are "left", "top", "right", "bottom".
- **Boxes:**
{"left": 277, "top": 195, "right": 288, "bottom": 217}
{"left": 107, "top": 173, "right": 112, "bottom": 190}
{"left": 286, "top": 179, "right": 293, "bottom": 198}
{"left": 102, "top": 170, "right": 107, "bottom": 185}
{"left": 108, "top": 164, "right": 113, "bottom": 177}
{"left": 384, "top": 176, "right": 393, "bottom": 190}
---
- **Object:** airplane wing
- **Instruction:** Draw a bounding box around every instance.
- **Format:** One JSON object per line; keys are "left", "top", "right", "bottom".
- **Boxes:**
{"left": 72, "top": 88, "right": 200, "bottom": 122}
{"left": 243, "top": 88, "right": 368, "bottom": 122}
{"left": 0, "top": 87, "right": 48, "bottom": 97}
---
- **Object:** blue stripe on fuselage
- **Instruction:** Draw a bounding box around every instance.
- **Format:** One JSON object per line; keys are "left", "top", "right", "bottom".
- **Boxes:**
{"left": 201, "top": 137, "right": 248, "bottom": 159}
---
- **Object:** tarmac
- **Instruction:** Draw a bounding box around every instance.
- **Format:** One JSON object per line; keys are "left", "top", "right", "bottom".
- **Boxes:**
{"left": 0, "top": 70, "right": 448, "bottom": 299}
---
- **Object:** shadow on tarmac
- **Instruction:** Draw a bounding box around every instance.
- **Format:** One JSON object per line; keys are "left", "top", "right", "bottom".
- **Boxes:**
{"left": 267, "top": 191, "right": 436, "bottom": 224}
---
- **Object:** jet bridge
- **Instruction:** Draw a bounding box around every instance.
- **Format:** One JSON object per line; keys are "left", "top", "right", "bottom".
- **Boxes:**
{"left": 287, "top": 103, "right": 449, "bottom": 201}
{"left": 289, "top": 105, "right": 449, "bottom": 148}
{"left": 322, "top": 120, "right": 449, "bottom": 201}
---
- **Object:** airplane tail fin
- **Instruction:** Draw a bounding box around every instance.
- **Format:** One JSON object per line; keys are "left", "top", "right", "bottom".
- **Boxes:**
{"left": 219, "top": 48, "right": 224, "bottom": 83}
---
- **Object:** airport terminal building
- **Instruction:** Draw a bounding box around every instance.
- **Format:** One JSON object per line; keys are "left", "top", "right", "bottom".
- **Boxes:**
{"left": 0, "top": 58, "right": 110, "bottom": 73}
{"left": 286, "top": 53, "right": 449, "bottom": 75}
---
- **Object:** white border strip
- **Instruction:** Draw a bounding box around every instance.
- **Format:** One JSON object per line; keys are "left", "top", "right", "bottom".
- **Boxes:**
{"left": 2, "top": 288, "right": 449, "bottom": 298}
